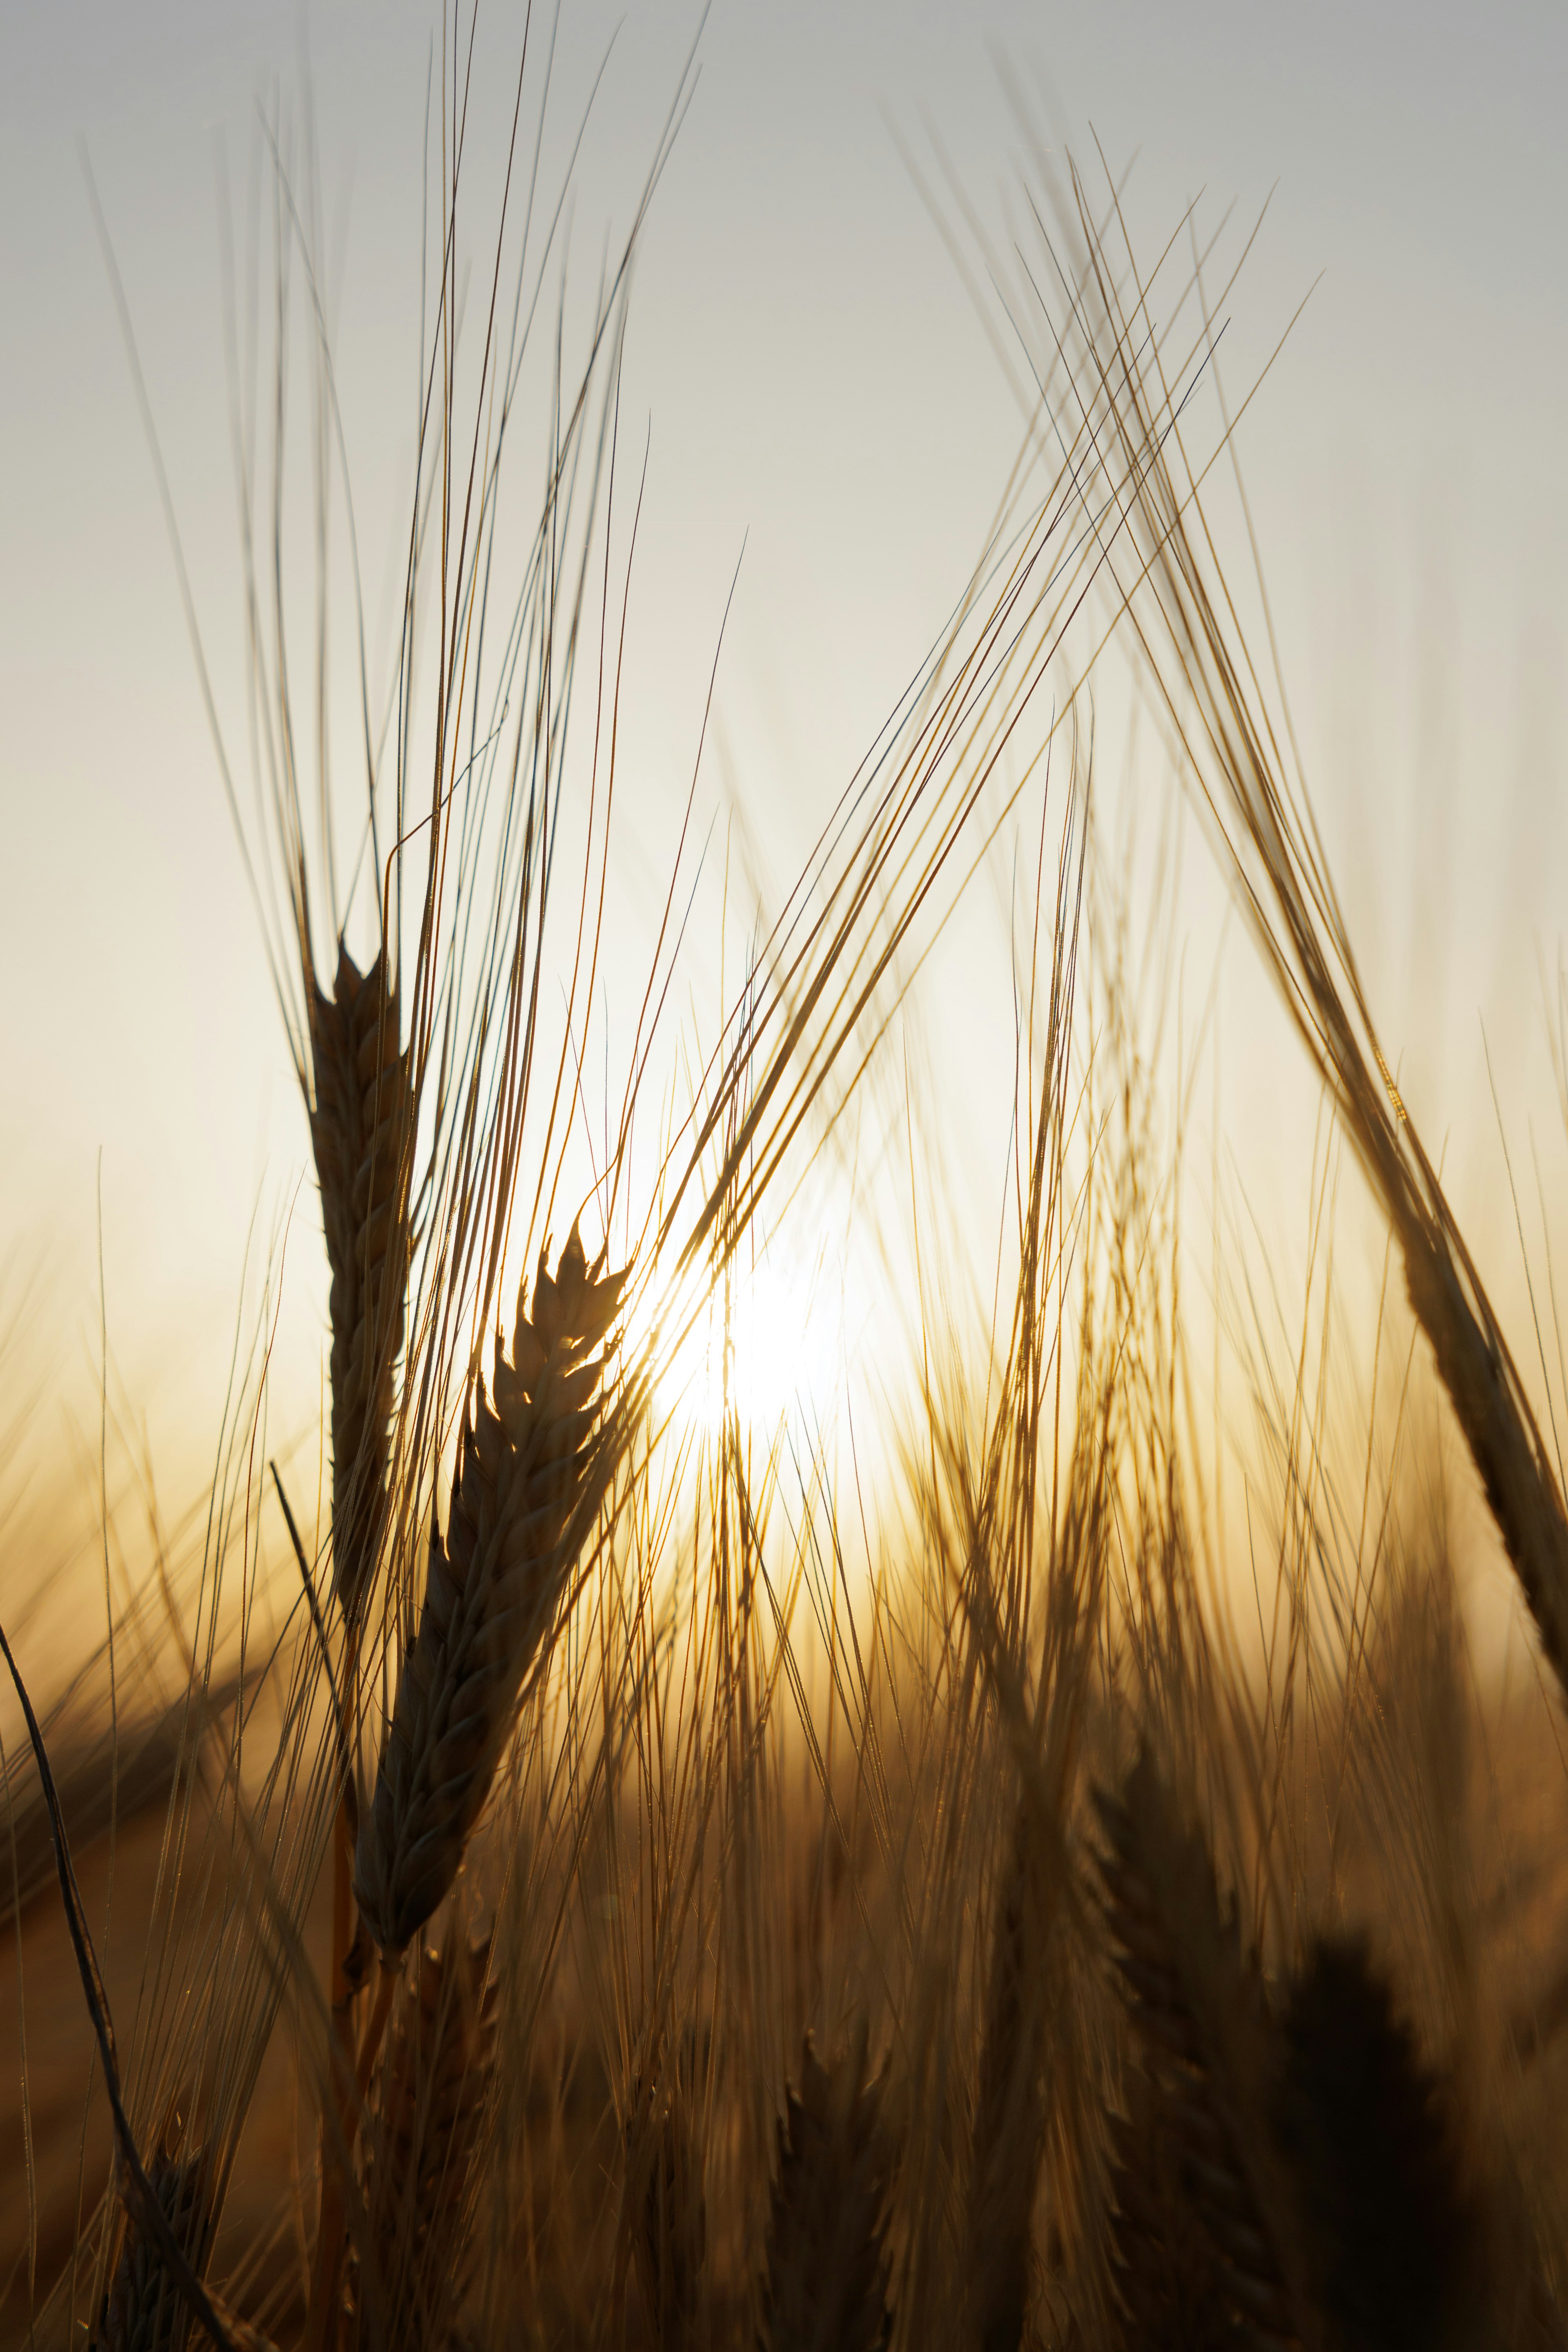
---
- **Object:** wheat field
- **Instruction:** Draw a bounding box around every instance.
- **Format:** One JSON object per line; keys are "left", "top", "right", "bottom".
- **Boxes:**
{"left": 4, "top": 19, "right": 1568, "bottom": 2352}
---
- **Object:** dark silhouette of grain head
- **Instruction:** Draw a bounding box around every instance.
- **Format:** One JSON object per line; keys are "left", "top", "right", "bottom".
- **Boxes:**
{"left": 355, "top": 1225, "right": 626, "bottom": 1958}
{"left": 760, "top": 2029, "right": 894, "bottom": 2352}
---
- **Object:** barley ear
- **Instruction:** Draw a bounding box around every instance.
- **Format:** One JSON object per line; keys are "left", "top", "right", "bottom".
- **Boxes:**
{"left": 309, "top": 942, "right": 415, "bottom": 1623}
{"left": 354, "top": 1224, "right": 626, "bottom": 1958}
{"left": 760, "top": 2027, "right": 894, "bottom": 2352}
{"left": 1094, "top": 1756, "right": 1316, "bottom": 2352}
{"left": 96, "top": 2144, "right": 209, "bottom": 2352}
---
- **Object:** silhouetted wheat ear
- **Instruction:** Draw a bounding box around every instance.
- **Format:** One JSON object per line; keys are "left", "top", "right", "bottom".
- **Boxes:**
{"left": 310, "top": 942, "right": 415, "bottom": 1622}
{"left": 1274, "top": 1936, "right": 1486, "bottom": 2352}
{"left": 1103, "top": 2074, "right": 1239, "bottom": 2352}
{"left": 633, "top": 2079, "right": 708, "bottom": 2352}
{"left": 353, "top": 1934, "right": 497, "bottom": 2352}
{"left": 1094, "top": 1758, "right": 1314, "bottom": 2352}
{"left": 760, "top": 2029, "right": 894, "bottom": 2352}
{"left": 1401, "top": 1223, "right": 1568, "bottom": 1704}
{"left": 354, "top": 1225, "right": 626, "bottom": 1956}
{"left": 96, "top": 2145, "right": 208, "bottom": 2352}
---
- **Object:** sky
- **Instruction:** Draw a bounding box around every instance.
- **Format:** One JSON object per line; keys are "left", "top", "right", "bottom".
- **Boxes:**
{"left": 2, "top": 0, "right": 1566, "bottom": 1650}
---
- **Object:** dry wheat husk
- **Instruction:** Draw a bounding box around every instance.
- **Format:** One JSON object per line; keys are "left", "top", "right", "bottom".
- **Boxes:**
{"left": 354, "top": 1226, "right": 626, "bottom": 1958}
{"left": 309, "top": 943, "right": 414, "bottom": 1624}
{"left": 1096, "top": 1775, "right": 1524, "bottom": 2352}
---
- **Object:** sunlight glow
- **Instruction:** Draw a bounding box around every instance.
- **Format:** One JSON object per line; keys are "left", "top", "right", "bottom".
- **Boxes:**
{"left": 635, "top": 1253, "right": 839, "bottom": 1435}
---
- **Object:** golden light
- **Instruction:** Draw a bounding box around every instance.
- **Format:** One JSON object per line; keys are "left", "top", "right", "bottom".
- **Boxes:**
{"left": 633, "top": 1248, "right": 840, "bottom": 1436}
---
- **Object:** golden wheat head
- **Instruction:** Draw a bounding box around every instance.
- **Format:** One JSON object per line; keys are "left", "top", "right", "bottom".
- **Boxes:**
{"left": 354, "top": 1225, "right": 626, "bottom": 1958}
{"left": 309, "top": 943, "right": 415, "bottom": 1623}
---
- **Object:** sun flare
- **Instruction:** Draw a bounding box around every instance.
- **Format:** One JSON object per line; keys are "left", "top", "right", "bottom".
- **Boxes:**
{"left": 633, "top": 1252, "right": 838, "bottom": 1434}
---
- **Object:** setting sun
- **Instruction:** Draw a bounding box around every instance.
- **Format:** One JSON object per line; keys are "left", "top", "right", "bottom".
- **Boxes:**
{"left": 632, "top": 1250, "right": 840, "bottom": 1436}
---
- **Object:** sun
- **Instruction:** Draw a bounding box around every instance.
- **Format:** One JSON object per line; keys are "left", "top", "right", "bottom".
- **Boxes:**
{"left": 636, "top": 1250, "right": 838, "bottom": 1435}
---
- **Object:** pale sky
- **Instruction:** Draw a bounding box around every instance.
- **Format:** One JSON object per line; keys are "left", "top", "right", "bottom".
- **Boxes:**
{"left": 2, "top": 0, "right": 1565, "bottom": 1642}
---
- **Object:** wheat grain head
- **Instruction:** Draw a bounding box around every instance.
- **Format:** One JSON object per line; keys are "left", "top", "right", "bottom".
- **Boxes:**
{"left": 760, "top": 2027, "right": 894, "bottom": 2352}
{"left": 309, "top": 943, "right": 415, "bottom": 1624}
{"left": 1094, "top": 1754, "right": 1315, "bottom": 2352}
{"left": 94, "top": 2143, "right": 208, "bottom": 2352}
{"left": 1274, "top": 1936, "right": 1489, "bottom": 2352}
{"left": 354, "top": 1225, "right": 626, "bottom": 1959}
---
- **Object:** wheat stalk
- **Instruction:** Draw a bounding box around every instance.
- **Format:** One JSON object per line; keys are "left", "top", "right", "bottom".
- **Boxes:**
{"left": 354, "top": 1225, "right": 627, "bottom": 1962}
{"left": 300, "top": 939, "right": 416, "bottom": 2352}
{"left": 1107, "top": 1929, "right": 1496, "bottom": 2351}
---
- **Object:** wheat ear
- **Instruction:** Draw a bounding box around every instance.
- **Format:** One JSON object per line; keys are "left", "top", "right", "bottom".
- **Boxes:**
{"left": 760, "top": 2028, "right": 894, "bottom": 2352}
{"left": 309, "top": 941, "right": 414, "bottom": 1626}
{"left": 1105, "top": 2051, "right": 1260, "bottom": 2342}
{"left": 95, "top": 2146, "right": 208, "bottom": 2352}
{"left": 353, "top": 1934, "right": 497, "bottom": 2352}
{"left": 1274, "top": 1936, "right": 1487, "bottom": 2352}
{"left": 1094, "top": 1756, "right": 1316, "bottom": 2352}
{"left": 354, "top": 1224, "right": 626, "bottom": 1959}
{"left": 1102, "top": 2072, "right": 1239, "bottom": 2352}
{"left": 303, "top": 943, "right": 414, "bottom": 2352}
